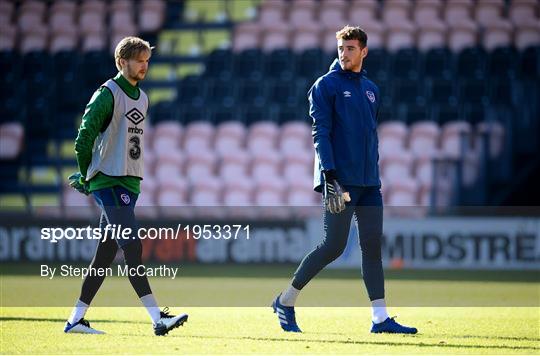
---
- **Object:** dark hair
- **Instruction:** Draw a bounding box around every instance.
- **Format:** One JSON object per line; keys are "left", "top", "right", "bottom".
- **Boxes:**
{"left": 335, "top": 25, "right": 368, "bottom": 48}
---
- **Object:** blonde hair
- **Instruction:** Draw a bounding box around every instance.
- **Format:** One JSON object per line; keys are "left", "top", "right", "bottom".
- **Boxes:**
{"left": 114, "top": 36, "right": 154, "bottom": 71}
{"left": 335, "top": 25, "right": 368, "bottom": 48}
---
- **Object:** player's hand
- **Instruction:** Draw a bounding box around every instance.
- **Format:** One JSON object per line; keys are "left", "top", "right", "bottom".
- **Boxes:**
{"left": 68, "top": 172, "right": 90, "bottom": 196}
{"left": 323, "top": 170, "right": 351, "bottom": 214}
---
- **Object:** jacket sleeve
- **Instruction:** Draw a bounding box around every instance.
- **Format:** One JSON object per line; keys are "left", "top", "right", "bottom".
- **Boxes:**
{"left": 74, "top": 87, "right": 113, "bottom": 178}
{"left": 309, "top": 77, "right": 336, "bottom": 171}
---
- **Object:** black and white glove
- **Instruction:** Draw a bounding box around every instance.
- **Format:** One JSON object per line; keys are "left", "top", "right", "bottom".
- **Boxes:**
{"left": 323, "top": 170, "right": 350, "bottom": 214}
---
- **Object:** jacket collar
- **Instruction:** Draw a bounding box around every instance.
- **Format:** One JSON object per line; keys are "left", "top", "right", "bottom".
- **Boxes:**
{"left": 329, "top": 58, "right": 367, "bottom": 79}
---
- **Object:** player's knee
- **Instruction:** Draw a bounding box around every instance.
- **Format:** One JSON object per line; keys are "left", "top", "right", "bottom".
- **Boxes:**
{"left": 360, "top": 238, "right": 382, "bottom": 261}
{"left": 318, "top": 240, "right": 347, "bottom": 263}
{"left": 122, "top": 240, "right": 143, "bottom": 265}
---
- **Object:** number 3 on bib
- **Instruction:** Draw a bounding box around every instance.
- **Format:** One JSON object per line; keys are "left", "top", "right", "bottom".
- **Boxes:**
{"left": 129, "top": 136, "right": 141, "bottom": 160}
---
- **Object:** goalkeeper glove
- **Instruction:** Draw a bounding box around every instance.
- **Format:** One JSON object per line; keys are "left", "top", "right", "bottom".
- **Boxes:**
{"left": 323, "top": 170, "right": 350, "bottom": 214}
{"left": 68, "top": 172, "right": 90, "bottom": 196}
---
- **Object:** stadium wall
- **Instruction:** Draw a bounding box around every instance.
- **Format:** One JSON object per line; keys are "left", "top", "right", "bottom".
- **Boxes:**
{"left": 0, "top": 216, "right": 538, "bottom": 271}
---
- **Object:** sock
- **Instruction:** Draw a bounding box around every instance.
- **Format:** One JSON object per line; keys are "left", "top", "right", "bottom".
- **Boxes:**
{"left": 279, "top": 285, "right": 300, "bottom": 307}
{"left": 140, "top": 294, "right": 161, "bottom": 325}
{"left": 67, "top": 299, "right": 89, "bottom": 325}
{"left": 371, "top": 298, "right": 389, "bottom": 324}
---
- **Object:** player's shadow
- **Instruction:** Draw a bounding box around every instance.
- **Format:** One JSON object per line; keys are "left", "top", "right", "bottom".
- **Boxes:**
{"left": 0, "top": 316, "right": 147, "bottom": 325}
{"left": 170, "top": 334, "right": 539, "bottom": 351}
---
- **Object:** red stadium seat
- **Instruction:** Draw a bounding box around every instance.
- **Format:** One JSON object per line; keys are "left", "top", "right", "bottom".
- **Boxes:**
{"left": 319, "top": 0, "right": 347, "bottom": 29}
{"left": 509, "top": 0, "right": 539, "bottom": 24}
{"left": 409, "top": 121, "right": 440, "bottom": 157}
{"left": 378, "top": 121, "right": 408, "bottom": 157}
{"left": 0, "top": 122, "right": 24, "bottom": 159}
{"left": 289, "top": 0, "right": 317, "bottom": 25}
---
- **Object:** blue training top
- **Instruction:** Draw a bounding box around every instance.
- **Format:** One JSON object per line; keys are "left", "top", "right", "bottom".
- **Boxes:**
{"left": 309, "top": 58, "right": 381, "bottom": 192}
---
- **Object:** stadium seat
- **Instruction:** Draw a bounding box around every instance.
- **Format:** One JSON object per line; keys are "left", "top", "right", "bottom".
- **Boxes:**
{"left": 204, "top": 49, "right": 233, "bottom": 79}
{"left": 417, "top": 19, "right": 447, "bottom": 52}
{"left": 448, "top": 19, "right": 478, "bottom": 53}
{"left": 518, "top": 45, "right": 540, "bottom": 78}
{"left": 386, "top": 177, "right": 419, "bottom": 206}
{"left": 295, "top": 48, "right": 325, "bottom": 79}
{"left": 233, "top": 48, "right": 264, "bottom": 80}
{"left": 475, "top": 0, "right": 505, "bottom": 26}
{"left": 263, "top": 48, "right": 295, "bottom": 80}
{"left": 223, "top": 175, "right": 254, "bottom": 207}
{"left": 382, "top": 0, "right": 413, "bottom": 24}
{"left": 413, "top": 0, "right": 444, "bottom": 23}
{"left": 247, "top": 121, "right": 279, "bottom": 154}
{"left": 409, "top": 120, "right": 440, "bottom": 157}
{"left": 476, "top": 121, "right": 505, "bottom": 159}
{"left": 185, "top": 150, "right": 216, "bottom": 181}
{"left": 319, "top": 0, "right": 347, "bottom": 29}
{"left": 207, "top": 78, "right": 237, "bottom": 108}
{"left": 251, "top": 149, "right": 281, "bottom": 180}
{"left": 427, "top": 78, "right": 457, "bottom": 106}
{"left": 363, "top": 48, "right": 390, "bottom": 80}
{"left": 390, "top": 48, "right": 421, "bottom": 80}
{"left": 262, "top": 24, "right": 290, "bottom": 53}
{"left": 482, "top": 19, "right": 514, "bottom": 51}
{"left": 258, "top": 0, "right": 287, "bottom": 27}
{"left": 291, "top": 23, "right": 321, "bottom": 53}
{"left": 62, "top": 185, "right": 95, "bottom": 219}
{"left": 153, "top": 121, "right": 183, "bottom": 153}
{"left": 444, "top": 0, "right": 474, "bottom": 25}
{"left": 386, "top": 20, "right": 416, "bottom": 52}
{"left": 215, "top": 121, "right": 246, "bottom": 153}
{"left": 289, "top": 0, "right": 317, "bottom": 25}
{"left": 282, "top": 149, "right": 312, "bottom": 181}
{"left": 489, "top": 78, "right": 514, "bottom": 106}
{"left": 267, "top": 78, "right": 303, "bottom": 106}
{"left": 393, "top": 79, "right": 423, "bottom": 105}
{"left": 378, "top": 121, "right": 408, "bottom": 156}
{"left": 514, "top": 20, "right": 540, "bottom": 51}
{"left": 280, "top": 121, "right": 311, "bottom": 152}
{"left": 459, "top": 79, "right": 488, "bottom": 106}
{"left": 31, "top": 193, "right": 62, "bottom": 218}
{"left": 457, "top": 47, "right": 487, "bottom": 79}
{"left": 441, "top": 120, "right": 473, "bottom": 159}
{"left": 155, "top": 153, "right": 184, "bottom": 183}
{"left": 381, "top": 150, "right": 414, "bottom": 183}
{"left": 156, "top": 178, "right": 190, "bottom": 217}
{"left": 423, "top": 48, "right": 453, "bottom": 79}
{"left": 139, "top": 0, "right": 166, "bottom": 33}
{"left": 233, "top": 22, "right": 261, "bottom": 52}
{"left": 348, "top": 0, "right": 379, "bottom": 24}
{"left": 184, "top": 121, "right": 215, "bottom": 154}
{"left": 219, "top": 148, "right": 250, "bottom": 181}
{"left": 236, "top": 78, "right": 268, "bottom": 108}
{"left": 0, "top": 122, "right": 24, "bottom": 159}
{"left": 178, "top": 75, "right": 208, "bottom": 107}
{"left": 509, "top": 0, "right": 538, "bottom": 24}
{"left": 191, "top": 176, "right": 223, "bottom": 207}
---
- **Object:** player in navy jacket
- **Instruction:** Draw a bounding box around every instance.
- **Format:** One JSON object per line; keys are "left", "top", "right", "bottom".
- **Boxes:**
{"left": 272, "top": 26, "right": 417, "bottom": 335}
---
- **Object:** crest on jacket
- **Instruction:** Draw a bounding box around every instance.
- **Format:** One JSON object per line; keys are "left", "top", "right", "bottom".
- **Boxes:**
{"left": 366, "top": 90, "right": 376, "bottom": 103}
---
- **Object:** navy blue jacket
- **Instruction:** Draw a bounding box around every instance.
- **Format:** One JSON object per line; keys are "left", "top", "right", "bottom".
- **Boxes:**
{"left": 309, "top": 58, "right": 381, "bottom": 192}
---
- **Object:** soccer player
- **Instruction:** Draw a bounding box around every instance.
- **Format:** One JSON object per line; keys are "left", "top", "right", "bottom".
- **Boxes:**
{"left": 272, "top": 26, "right": 417, "bottom": 334}
{"left": 64, "top": 37, "right": 187, "bottom": 335}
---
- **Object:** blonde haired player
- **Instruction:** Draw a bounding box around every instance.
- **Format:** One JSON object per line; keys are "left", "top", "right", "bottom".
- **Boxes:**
{"left": 65, "top": 37, "right": 187, "bottom": 335}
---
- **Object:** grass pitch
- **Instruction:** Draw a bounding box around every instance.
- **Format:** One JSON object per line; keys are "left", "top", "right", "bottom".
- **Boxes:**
{"left": 1, "top": 266, "right": 538, "bottom": 354}
{"left": 1, "top": 306, "right": 538, "bottom": 354}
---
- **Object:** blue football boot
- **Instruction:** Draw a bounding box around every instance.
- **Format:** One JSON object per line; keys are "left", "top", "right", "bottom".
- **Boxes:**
{"left": 271, "top": 294, "right": 302, "bottom": 332}
{"left": 371, "top": 317, "right": 418, "bottom": 334}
